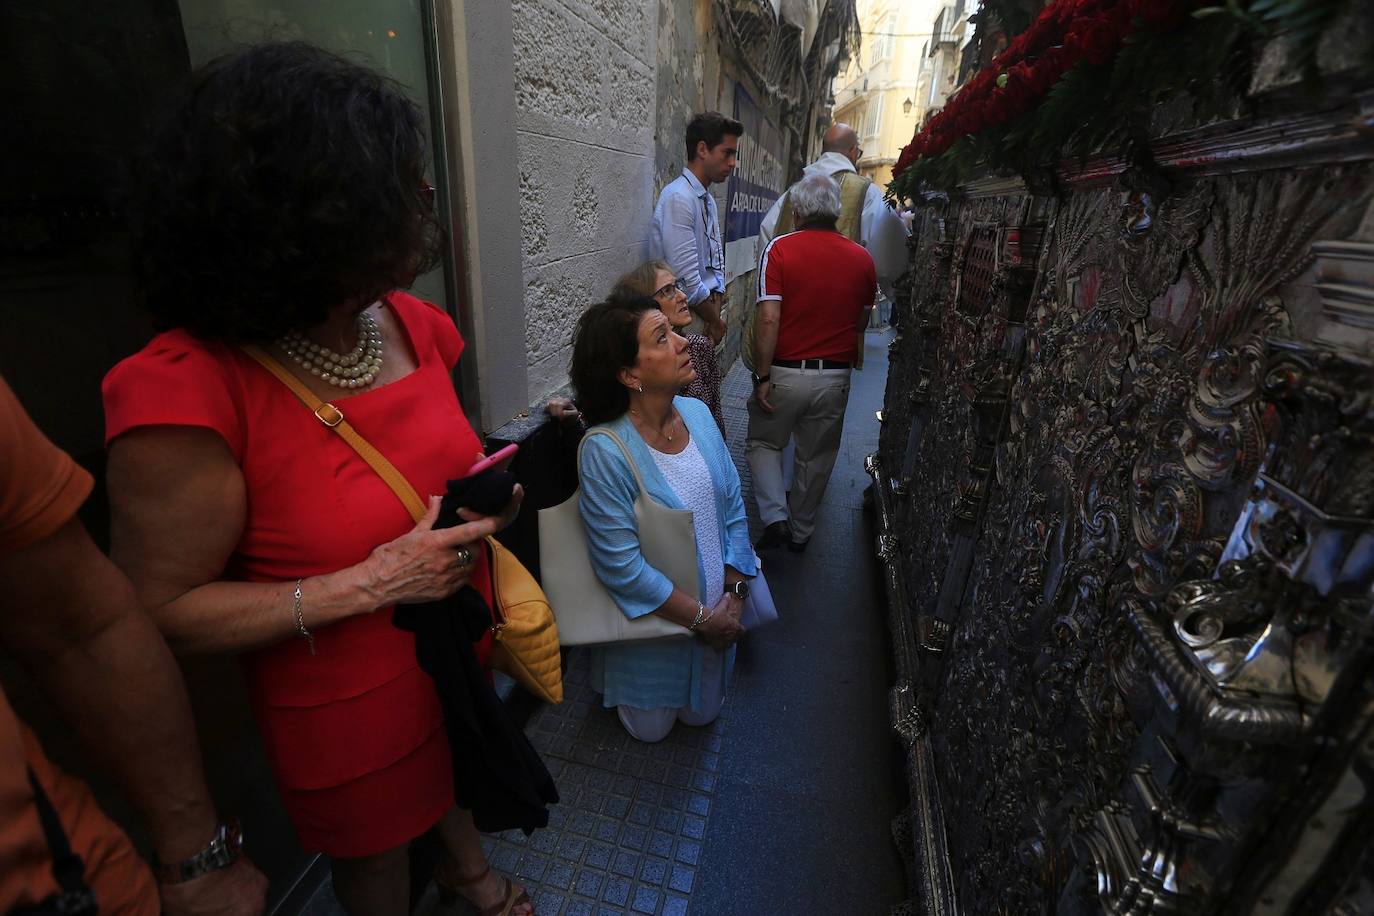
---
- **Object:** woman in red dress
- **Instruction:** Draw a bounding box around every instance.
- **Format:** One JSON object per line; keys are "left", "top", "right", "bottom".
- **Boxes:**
{"left": 103, "top": 43, "right": 534, "bottom": 915}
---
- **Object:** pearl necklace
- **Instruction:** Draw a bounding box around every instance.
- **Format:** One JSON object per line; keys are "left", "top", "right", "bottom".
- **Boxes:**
{"left": 279, "top": 311, "right": 383, "bottom": 389}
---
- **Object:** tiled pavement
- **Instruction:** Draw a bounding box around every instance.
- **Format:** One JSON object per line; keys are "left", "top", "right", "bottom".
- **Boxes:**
{"left": 687, "top": 331, "right": 906, "bottom": 914}
{"left": 475, "top": 653, "right": 726, "bottom": 916}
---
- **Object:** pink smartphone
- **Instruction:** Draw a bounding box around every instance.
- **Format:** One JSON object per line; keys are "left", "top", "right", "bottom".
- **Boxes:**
{"left": 468, "top": 442, "right": 519, "bottom": 476}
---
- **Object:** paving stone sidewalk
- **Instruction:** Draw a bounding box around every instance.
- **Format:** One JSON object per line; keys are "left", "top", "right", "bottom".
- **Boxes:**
{"left": 473, "top": 653, "right": 727, "bottom": 916}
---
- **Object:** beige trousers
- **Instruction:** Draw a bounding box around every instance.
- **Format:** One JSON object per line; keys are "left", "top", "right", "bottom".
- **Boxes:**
{"left": 745, "top": 364, "right": 852, "bottom": 544}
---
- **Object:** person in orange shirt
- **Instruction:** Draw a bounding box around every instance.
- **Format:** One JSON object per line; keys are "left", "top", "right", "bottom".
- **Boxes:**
{"left": 0, "top": 374, "right": 266, "bottom": 915}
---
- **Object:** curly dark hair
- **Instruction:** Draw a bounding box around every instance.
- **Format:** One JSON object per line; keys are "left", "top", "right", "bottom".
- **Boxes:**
{"left": 569, "top": 297, "right": 658, "bottom": 426}
{"left": 130, "top": 41, "right": 442, "bottom": 342}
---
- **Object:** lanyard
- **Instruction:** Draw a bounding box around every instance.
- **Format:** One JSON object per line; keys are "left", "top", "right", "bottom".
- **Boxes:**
{"left": 700, "top": 195, "right": 723, "bottom": 272}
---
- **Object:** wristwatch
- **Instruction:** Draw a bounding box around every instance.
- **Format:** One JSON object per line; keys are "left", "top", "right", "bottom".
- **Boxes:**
{"left": 726, "top": 580, "right": 750, "bottom": 600}
{"left": 155, "top": 818, "right": 244, "bottom": 884}
{"left": 751, "top": 372, "right": 771, "bottom": 387}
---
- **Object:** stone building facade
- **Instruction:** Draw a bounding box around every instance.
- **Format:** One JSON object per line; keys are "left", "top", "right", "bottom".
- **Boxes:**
{"left": 830, "top": 0, "right": 942, "bottom": 189}
{"left": 503, "top": 0, "right": 859, "bottom": 412}
{"left": 510, "top": 0, "right": 658, "bottom": 403}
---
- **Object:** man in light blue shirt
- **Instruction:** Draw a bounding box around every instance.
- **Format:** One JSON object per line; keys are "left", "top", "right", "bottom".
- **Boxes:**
{"left": 649, "top": 111, "right": 742, "bottom": 344}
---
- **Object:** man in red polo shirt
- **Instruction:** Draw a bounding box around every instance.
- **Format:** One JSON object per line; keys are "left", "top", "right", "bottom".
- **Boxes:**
{"left": 747, "top": 173, "right": 876, "bottom": 552}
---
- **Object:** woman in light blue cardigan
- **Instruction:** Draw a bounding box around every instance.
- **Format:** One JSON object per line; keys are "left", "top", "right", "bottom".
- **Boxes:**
{"left": 570, "top": 296, "right": 757, "bottom": 742}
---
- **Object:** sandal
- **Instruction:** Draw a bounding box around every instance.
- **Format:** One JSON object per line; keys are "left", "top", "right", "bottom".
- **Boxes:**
{"left": 434, "top": 861, "right": 533, "bottom": 916}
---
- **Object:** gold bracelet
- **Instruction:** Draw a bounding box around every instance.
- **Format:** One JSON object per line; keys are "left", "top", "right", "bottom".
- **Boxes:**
{"left": 292, "top": 579, "right": 315, "bottom": 655}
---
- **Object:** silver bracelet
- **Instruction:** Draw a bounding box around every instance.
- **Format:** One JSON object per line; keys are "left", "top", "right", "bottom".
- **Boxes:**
{"left": 292, "top": 579, "right": 315, "bottom": 655}
{"left": 689, "top": 602, "right": 708, "bottom": 631}
{"left": 689, "top": 601, "right": 715, "bottom": 631}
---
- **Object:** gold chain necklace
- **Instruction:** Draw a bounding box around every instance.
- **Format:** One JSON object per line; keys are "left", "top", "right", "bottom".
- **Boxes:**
{"left": 630, "top": 407, "right": 677, "bottom": 443}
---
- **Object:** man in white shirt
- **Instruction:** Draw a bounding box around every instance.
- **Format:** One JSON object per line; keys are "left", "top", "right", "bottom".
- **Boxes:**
{"left": 758, "top": 122, "right": 908, "bottom": 305}
{"left": 650, "top": 112, "right": 743, "bottom": 344}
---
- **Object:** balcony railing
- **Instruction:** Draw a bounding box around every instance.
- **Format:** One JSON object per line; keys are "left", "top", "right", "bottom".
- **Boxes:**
{"left": 930, "top": 8, "right": 958, "bottom": 52}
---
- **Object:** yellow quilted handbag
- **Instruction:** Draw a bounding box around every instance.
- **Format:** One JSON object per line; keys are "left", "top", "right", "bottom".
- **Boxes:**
{"left": 486, "top": 537, "right": 564, "bottom": 704}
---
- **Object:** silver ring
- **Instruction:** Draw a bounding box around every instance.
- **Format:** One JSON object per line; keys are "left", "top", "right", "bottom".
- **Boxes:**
{"left": 455, "top": 545, "right": 474, "bottom": 568}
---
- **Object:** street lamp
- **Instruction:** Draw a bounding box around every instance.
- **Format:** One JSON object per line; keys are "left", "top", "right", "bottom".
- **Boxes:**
{"left": 903, "top": 97, "right": 913, "bottom": 115}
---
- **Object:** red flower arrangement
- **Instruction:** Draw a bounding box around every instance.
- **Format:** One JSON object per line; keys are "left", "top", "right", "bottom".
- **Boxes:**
{"left": 892, "top": 0, "right": 1200, "bottom": 179}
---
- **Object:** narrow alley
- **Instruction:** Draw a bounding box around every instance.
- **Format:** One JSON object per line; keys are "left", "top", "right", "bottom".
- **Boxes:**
{"left": 9, "top": 2, "right": 1368, "bottom": 914}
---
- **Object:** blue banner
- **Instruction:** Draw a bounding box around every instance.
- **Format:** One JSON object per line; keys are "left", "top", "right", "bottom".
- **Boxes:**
{"left": 724, "top": 84, "right": 784, "bottom": 281}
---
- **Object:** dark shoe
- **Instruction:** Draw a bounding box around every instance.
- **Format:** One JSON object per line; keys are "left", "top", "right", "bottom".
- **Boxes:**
{"left": 755, "top": 520, "right": 790, "bottom": 551}
{"left": 786, "top": 536, "right": 809, "bottom": 553}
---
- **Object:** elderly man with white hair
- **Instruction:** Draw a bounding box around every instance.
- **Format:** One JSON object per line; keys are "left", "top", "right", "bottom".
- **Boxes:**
{"left": 747, "top": 173, "right": 877, "bottom": 553}
{"left": 758, "top": 122, "right": 907, "bottom": 306}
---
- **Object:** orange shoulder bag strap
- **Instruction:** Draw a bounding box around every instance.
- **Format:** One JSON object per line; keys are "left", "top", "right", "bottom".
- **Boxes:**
{"left": 239, "top": 344, "right": 429, "bottom": 523}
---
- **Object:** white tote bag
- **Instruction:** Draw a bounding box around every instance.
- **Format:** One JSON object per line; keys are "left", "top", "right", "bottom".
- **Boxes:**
{"left": 538, "top": 428, "right": 696, "bottom": 646}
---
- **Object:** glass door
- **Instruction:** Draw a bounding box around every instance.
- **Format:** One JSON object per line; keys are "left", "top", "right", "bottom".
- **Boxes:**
{"left": 177, "top": 0, "right": 453, "bottom": 310}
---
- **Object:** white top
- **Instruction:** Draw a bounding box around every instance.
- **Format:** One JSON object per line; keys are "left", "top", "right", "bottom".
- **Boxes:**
{"left": 757, "top": 150, "right": 910, "bottom": 301}
{"left": 649, "top": 434, "right": 725, "bottom": 603}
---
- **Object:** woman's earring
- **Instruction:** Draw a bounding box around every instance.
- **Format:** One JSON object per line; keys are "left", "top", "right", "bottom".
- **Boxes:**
{"left": 637, "top": 383, "right": 644, "bottom": 393}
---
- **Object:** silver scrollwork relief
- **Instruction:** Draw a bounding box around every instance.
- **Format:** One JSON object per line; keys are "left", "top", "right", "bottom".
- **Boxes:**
{"left": 882, "top": 121, "right": 1374, "bottom": 914}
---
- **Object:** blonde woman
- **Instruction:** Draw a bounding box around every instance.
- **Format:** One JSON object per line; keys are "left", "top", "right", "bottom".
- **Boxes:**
{"left": 612, "top": 260, "right": 725, "bottom": 434}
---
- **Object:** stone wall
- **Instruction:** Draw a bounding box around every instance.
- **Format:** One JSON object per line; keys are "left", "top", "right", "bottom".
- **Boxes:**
{"left": 512, "top": 0, "right": 657, "bottom": 402}
{"left": 511, "top": 0, "right": 805, "bottom": 404}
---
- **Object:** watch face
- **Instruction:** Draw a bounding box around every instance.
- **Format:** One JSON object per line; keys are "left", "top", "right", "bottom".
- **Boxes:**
{"left": 731, "top": 581, "right": 750, "bottom": 599}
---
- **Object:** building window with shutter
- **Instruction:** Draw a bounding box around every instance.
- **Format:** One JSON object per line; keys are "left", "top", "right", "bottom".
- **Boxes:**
{"left": 869, "top": 14, "right": 896, "bottom": 65}
{"left": 866, "top": 100, "right": 882, "bottom": 141}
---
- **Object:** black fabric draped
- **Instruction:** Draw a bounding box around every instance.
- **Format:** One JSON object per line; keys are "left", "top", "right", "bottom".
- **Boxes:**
{"left": 392, "top": 469, "right": 558, "bottom": 834}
